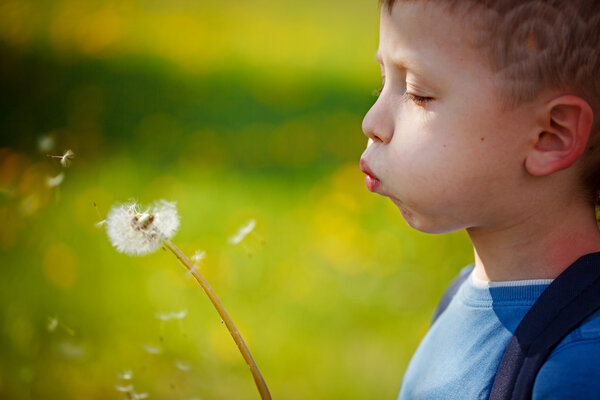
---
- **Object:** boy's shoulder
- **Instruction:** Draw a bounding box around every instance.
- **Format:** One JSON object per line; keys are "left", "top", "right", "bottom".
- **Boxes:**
{"left": 557, "top": 308, "right": 600, "bottom": 347}
{"left": 533, "top": 309, "right": 600, "bottom": 399}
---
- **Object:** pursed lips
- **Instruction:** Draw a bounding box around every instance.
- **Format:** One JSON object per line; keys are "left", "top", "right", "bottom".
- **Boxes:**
{"left": 360, "top": 157, "right": 377, "bottom": 179}
{"left": 360, "top": 156, "right": 382, "bottom": 192}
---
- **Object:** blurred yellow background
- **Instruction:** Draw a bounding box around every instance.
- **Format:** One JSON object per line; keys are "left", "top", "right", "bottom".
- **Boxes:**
{"left": 0, "top": 1, "right": 472, "bottom": 399}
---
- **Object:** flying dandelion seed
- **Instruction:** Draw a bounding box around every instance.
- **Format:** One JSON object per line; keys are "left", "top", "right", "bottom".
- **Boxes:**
{"left": 229, "top": 219, "right": 256, "bottom": 245}
{"left": 155, "top": 312, "right": 172, "bottom": 322}
{"left": 117, "top": 370, "right": 133, "bottom": 380}
{"left": 142, "top": 344, "right": 162, "bottom": 355}
{"left": 115, "top": 384, "right": 134, "bottom": 393}
{"left": 186, "top": 263, "right": 199, "bottom": 278}
{"left": 45, "top": 173, "right": 65, "bottom": 188}
{"left": 47, "top": 317, "right": 58, "bottom": 332}
{"left": 47, "top": 149, "right": 75, "bottom": 167}
{"left": 156, "top": 309, "right": 187, "bottom": 321}
{"left": 93, "top": 202, "right": 106, "bottom": 227}
{"left": 172, "top": 309, "right": 187, "bottom": 320}
{"left": 47, "top": 316, "right": 75, "bottom": 335}
{"left": 133, "top": 392, "right": 149, "bottom": 400}
{"left": 105, "top": 200, "right": 179, "bottom": 256}
{"left": 175, "top": 361, "right": 192, "bottom": 371}
{"left": 191, "top": 250, "right": 205, "bottom": 264}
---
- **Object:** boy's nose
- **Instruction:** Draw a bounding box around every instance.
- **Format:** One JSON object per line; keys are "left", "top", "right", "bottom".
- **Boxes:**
{"left": 362, "top": 97, "right": 394, "bottom": 144}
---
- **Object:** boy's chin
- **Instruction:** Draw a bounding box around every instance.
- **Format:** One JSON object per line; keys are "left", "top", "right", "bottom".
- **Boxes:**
{"left": 394, "top": 201, "right": 464, "bottom": 234}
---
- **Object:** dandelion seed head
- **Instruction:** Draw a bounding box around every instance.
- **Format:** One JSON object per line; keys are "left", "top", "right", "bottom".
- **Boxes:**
{"left": 106, "top": 200, "right": 180, "bottom": 256}
{"left": 45, "top": 172, "right": 65, "bottom": 188}
{"left": 229, "top": 219, "right": 256, "bottom": 244}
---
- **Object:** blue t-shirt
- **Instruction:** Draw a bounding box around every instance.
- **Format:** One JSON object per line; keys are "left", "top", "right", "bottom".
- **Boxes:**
{"left": 398, "top": 269, "right": 600, "bottom": 399}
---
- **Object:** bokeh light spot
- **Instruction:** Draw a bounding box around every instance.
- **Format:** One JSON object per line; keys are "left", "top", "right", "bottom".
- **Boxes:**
{"left": 43, "top": 243, "right": 80, "bottom": 289}
{"left": 209, "top": 324, "right": 243, "bottom": 363}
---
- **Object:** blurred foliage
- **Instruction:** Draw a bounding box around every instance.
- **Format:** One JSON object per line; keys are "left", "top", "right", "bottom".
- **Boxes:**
{"left": 0, "top": 0, "right": 473, "bottom": 399}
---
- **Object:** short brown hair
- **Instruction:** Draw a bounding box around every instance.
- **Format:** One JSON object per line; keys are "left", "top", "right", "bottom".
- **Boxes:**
{"left": 380, "top": 0, "right": 600, "bottom": 203}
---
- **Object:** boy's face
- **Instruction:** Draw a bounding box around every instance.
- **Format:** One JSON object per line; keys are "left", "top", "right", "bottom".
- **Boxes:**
{"left": 361, "top": 2, "right": 539, "bottom": 234}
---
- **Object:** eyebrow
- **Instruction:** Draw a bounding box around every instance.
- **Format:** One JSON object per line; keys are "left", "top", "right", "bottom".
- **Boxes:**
{"left": 375, "top": 50, "right": 435, "bottom": 81}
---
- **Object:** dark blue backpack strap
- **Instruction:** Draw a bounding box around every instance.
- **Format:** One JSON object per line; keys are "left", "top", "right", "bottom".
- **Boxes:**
{"left": 490, "top": 251, "right": 600, "bottom": 400}
{"left": 431, "top": 264, "right": 474, "bottom": 325}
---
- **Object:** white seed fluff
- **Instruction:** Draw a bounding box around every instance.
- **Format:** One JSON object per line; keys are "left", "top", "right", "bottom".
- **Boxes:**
{"left": 45, "top": 172, "right": 65, "bottom": 188}
{"left": 60, "top": 150, "right": 74, "bottom": 167}
{"left": 228, "top": 219, "right": 256, "bottom": 244}
{"left": 106, "top": 200, "right": 180, "bottom": 256}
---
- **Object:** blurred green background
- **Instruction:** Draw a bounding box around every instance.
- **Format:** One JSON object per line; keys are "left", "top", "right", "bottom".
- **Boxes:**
{"left": 0, "top": 1, "right": 473, "bottom": 399}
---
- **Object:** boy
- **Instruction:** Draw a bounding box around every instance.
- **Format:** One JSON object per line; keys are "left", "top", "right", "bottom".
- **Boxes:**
{"left": 360, "top": 0, "right": 600, "bottom": 398}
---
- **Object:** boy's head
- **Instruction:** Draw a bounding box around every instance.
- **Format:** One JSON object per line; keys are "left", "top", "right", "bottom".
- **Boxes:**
{"left": 361, "top": 0, "right": 600, "bottom": 234}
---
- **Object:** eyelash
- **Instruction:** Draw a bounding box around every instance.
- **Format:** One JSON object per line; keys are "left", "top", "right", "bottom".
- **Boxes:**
{"left": 403, "top": 92, "right": 433, "bottom": 107}
{"left": 372, "top": 86, "right": 433, "bottom": 107}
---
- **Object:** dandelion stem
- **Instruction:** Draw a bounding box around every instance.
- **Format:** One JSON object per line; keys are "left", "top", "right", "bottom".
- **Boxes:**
{"left": 163, "top": 240, "right": 271, "bottom": 400}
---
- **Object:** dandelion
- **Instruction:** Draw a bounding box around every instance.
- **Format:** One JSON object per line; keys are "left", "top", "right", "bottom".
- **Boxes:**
{"left": 105, "top": 200, "right": 179, "bottom": 256}
{"left": 103, "top": 200, "right": 271, "bottom": 399}
{"left": 45, "top": 172, "right": 64, "bottom": 188}
{"left": 47, "top": 149, "right": 74, "bottom": 167}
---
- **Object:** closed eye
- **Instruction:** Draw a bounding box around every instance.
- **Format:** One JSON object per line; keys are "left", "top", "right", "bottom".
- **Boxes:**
{"left": 404, "top": 93, "right": 433, "bottom": 107}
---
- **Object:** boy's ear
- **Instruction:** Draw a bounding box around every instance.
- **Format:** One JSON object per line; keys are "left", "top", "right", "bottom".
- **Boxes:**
{"left": 525, "top": 95, "right": 594, "bottom": 177}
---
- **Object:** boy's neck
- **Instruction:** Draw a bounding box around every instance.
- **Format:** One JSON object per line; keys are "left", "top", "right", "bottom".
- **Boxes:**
{"left": 468, "top": 202, "right": 600, "bottom": 282}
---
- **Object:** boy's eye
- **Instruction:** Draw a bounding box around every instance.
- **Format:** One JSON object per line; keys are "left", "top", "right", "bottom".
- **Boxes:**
{"left": 404, "top": 93, "right": 433, "bottom": 107}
